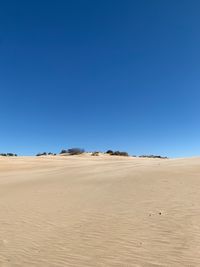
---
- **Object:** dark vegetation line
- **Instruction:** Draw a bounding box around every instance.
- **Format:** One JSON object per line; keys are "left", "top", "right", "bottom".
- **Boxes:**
{"left": 0, "top": 148, "right": 168, "bottom": 159}
{"left": 0, "top": 153, "right": 17, "bottom": 157}
{"left": 35, "top": 148, "right": 168, "bottom": 159}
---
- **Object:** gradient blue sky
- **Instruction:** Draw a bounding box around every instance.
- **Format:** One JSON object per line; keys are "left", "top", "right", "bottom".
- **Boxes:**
{"left": 0, "top": 0, "right": 200, "bottom": 157}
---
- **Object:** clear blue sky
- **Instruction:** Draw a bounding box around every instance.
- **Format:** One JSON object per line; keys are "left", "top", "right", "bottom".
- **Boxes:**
{"left": 0, "top": 0, "right": 200, "bottom": 157}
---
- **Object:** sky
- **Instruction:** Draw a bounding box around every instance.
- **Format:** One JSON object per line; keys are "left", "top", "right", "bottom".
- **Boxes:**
{"left": 0, "top": 0, "right": 200, "bottom": 157}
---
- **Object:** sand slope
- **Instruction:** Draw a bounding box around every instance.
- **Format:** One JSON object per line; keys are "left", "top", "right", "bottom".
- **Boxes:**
{"left": 0, "top": 155, "right": 200, "bottom": 266}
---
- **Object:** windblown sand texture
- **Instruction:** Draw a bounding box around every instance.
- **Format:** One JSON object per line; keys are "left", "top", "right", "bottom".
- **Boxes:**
{"left": 0, "top": 154, "right": 200, "bottom": 266}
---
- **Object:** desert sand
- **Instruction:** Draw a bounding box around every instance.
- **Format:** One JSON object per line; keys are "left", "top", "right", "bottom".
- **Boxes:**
{"left": 0, "top": 154, "right": 200, "bottom": 266}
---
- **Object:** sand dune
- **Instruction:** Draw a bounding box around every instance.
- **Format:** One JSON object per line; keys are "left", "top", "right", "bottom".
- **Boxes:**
{"left": 0, "top": 155, "right": 200, "bottom": 266}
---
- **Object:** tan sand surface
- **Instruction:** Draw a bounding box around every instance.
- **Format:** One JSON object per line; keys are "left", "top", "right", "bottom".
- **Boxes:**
{"left": 0, "top": 154, "right": 200, "bottom": 266}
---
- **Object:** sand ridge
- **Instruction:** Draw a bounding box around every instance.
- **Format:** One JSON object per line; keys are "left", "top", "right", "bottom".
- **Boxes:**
{"left": 0, "top": 155, "right": 200, "bottom": 266}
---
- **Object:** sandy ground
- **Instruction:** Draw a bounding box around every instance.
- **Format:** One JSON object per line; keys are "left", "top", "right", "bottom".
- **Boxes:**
{"left": 0, "top": 154, "right": 200, "bottom": 266}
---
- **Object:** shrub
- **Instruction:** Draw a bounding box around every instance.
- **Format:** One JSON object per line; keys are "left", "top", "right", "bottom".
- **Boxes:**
{"left": 91, "top": 152, "right": 99, "bottom": 156}
{"left": 113, "top": 151, "right": 128, "bottom": 156}
{"left": 0, "top": 153, "right": 17, "bottom": 157}
{"left": 106, "top": 150, "right": 113, "bottom": 154}
{"left": 111, "top": 151, "right": 118, "bottom": 156}
{"left": 7, "top": 153, "right": 14, "bottom": 156}
{"left": 36, "top": 152, "right": 47, "bottom": 156}
{"left": 106, "top": 150, "right": 129, "bottom": 156}
{"left": 67, "top": 148, "right": 85, "bottom": 155}
{"left": 60, "top": 149, "right": 68, "bottom": 154}
{"left": 118, "top": 151, "right": 128, "bottom": 156}
{"left": 139, "top": 155, "right": 168, "bottom": 159}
